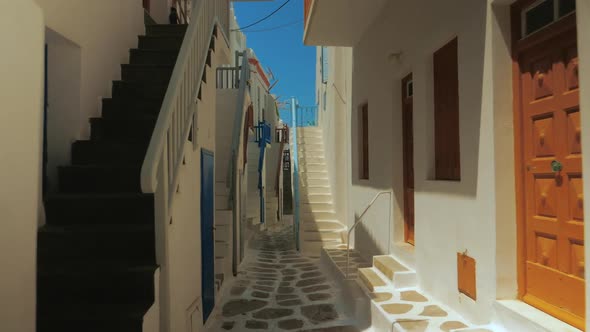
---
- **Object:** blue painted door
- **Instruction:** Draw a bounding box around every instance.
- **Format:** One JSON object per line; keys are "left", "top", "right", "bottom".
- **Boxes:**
{"left": 200, "top": 150, "right": 215, "bottom": 322}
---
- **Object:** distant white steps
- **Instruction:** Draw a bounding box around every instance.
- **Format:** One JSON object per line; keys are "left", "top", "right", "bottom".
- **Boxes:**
{"left": 295, "top": 127, "right": 347, "bottom": 257}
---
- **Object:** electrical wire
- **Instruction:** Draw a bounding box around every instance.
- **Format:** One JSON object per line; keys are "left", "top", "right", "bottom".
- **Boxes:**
{"left": 240, "top": 19, "right": 303, "bottom": 33}
{"left": 231, "top": 0, "right": 292, "bottom": 31}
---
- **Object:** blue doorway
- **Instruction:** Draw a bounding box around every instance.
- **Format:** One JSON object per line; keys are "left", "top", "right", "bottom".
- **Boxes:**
{"left": 200, "top": 149, "right": 215, "bottom": 322}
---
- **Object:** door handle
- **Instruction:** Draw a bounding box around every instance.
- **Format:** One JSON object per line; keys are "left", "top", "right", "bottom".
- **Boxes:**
{"left": 551, "top": 160, "right": 563, "bottom": 173}
{"left": 526, "top": 165, "right": 537, "bottom": 171}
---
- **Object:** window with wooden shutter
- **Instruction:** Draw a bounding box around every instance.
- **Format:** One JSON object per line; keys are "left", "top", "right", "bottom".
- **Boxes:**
{"left": 359, "top": 103, "right": 369, "bottom": 180}
{"left": 433, "top": 38, "right": 460, "bottom": 181}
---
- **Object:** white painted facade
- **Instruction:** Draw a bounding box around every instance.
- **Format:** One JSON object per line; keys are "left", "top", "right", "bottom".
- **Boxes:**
{"left": 306, "top": 0, "right": 590, "bottom": 330}
{"left": 229, "top": 7, "right": 283, "bottom": 226}
{"left": 0, "top": 1, "right": 239, "bottom": 331}
{"left": 0, "top": 2, "right": 44, "bottom": 331}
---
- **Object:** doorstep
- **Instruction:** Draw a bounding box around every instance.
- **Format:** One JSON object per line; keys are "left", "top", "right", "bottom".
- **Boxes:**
{"left": 494, "top": 300, "right": 582, "bottom": 332}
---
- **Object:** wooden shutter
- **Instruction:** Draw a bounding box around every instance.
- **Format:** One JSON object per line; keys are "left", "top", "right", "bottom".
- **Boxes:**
{"left": 360, "top": 104, "right": 369, "bottom": 179}
{"left": 433, "top": 38, "right": 460, "bottom": 181}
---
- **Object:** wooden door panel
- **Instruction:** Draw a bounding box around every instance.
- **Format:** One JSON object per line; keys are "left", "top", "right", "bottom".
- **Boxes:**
{"left": 567, "top": 175, "right": 584, "bottom": 221}
{"left": 566, "top": 109, "right": 582, "bottom": 155}
{"left": 531, "top": 115, "right": 557, "bottom": 157}
{"left": 517, "top": 24, "right": 584, "bottom": 326}
{"left": 526, "top": 262, "right": 585, "bottom": 316}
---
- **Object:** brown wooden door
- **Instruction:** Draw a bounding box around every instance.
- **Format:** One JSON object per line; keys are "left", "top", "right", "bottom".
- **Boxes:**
{"left": 402, "top": 74, "right": 415, "bottom": 245}
{"left": 516, "top": 25, "right": 584, "bottom": 328}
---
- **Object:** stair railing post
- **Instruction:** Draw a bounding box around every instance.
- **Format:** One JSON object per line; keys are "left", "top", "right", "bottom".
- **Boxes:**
{"left": 291, "top": 98, "right": 300, "bottom": 251}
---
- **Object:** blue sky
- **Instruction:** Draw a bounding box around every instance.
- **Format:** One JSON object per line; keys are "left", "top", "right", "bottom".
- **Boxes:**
{"left": 232, "top": 0, "right": 316, "bottom": 111}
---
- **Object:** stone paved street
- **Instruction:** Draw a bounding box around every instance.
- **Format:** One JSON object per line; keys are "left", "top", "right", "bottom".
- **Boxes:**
{"left": 205, "top": 222, "right": 357, "bottom": 331}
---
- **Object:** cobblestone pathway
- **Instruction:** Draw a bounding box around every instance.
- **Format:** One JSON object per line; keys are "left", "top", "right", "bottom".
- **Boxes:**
{"left": 206, "top": 224, "right": 356, "bottom": 331}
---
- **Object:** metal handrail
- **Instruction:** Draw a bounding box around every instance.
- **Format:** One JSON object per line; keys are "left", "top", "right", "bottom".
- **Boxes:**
{"left": 346, "top": 190, "right": 393, "bottom": 279}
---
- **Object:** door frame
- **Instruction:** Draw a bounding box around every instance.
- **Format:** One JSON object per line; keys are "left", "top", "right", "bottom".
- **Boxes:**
{"left": 401, "top": 73, "right": 415, "bottom": 245}
{"left": 511, "top": 1, "right": 581, "bottom": 327}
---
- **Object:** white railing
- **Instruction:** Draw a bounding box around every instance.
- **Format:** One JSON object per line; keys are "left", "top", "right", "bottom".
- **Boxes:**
{"left": 345, "top": 190, "right": 392, "bottom": 279}
{"left": 141, "top": 0, "right": 228, "bottom": 219}
{"left": 216, "top": 66, "right": 241, "bottom": 89}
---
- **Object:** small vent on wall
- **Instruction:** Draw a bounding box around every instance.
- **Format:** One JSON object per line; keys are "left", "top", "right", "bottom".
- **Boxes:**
{"left": 457, "top": 252, "right": 477, "bottom": 300}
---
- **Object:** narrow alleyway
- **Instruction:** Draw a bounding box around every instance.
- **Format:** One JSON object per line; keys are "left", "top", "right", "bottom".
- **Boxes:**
{"left": 206, "top": 221, "right": 357, "bottom": 331}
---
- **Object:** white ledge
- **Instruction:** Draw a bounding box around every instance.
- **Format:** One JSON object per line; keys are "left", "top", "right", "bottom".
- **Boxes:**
{"left": 494, "top": 300, "right": 581, "bottom": 332}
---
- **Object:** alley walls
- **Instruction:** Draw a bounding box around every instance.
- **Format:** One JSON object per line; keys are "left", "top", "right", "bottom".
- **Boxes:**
{"left": 348, "top": 0, "right": 500, "bottom": 324}
{"left": 316, "top": 46, "right": 353, "bottom": 239}
{"left": 0, "top": 1, "right": 44, "bottom": 331}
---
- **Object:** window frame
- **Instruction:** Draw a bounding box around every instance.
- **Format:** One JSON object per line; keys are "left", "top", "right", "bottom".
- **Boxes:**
{"left": 520, "top": 0, "right": 576, "bottom": 38}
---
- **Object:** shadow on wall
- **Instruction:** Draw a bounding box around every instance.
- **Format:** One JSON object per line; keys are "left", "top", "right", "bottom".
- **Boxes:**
{"left": 349, "top": 4, "right": 487, "bottom": 199}
{"left": 45, "top": 28, "right": 82, "bottom": 194}
{"left": 353, "top": 213, "right": 391, "bottom": 260}
{"left": 416, "top": 2, "right": 486, "bottom": 198}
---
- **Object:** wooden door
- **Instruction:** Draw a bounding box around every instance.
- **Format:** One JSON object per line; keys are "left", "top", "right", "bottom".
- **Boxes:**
{"left": 402, "top": 74, "right": 415, "bottom": 245}
{"left": 515, "top": 20, "right": 584, "bottom": 328}
{"left": 143, "top": 0, "right": 150, "bottom": 12}
{"left": 200, "top": 150, "right": 215, "bottom": 322}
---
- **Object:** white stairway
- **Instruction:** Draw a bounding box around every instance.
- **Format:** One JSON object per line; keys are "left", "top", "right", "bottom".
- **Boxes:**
{"left": 265, "top": 190, "right": 279, "bottom": 225}
{"left": 246, "top": 140, "right": 261, "bottom": 222}
{"left": 214, "top": 181, "right": 233, "bottom": 291}
{"left": 296, "top": 127, "right": 347, "bottom": 257}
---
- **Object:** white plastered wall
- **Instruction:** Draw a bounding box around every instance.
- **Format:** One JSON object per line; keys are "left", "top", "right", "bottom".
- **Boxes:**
{"left": 317, "top": 0, "right": 590, "bottom": 327}
{"left": 0, "top": 1, "right": 44, "bottom": 331}
{"left": 163, "top": 33, "right": 230, "bottom": 332}
{"left": 45, "top": 28, "right": 81, "bottom": 193}
{"left": 316, "top": 46, "right": 353, "bottom": 232}
{"left": 35, "top": 0, "right": 146, "bottom": 138}
{"left": 35, "top": 0, "right": 146, "bottom": 197}
{"left": 349, "top": 0, "right": 500, "bottom": 324}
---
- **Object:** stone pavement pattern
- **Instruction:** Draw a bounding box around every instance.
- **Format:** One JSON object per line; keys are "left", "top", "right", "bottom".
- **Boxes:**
{"left": 207, "top": 224, "right": 356, "bottom": 331}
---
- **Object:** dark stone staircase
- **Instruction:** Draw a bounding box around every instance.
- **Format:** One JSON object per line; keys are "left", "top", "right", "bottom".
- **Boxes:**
{"left": 37, "top": 24, "right": 188, "bottom": 332}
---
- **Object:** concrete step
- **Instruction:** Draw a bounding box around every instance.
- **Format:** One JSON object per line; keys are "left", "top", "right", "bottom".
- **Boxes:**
{"left": 298, "top": 157, "right": 326, "bottom": 164}
{"left": 358, "top": 267, "right": 387, "bottom": 293}
{"left": 299, "top": 164, "right": 328, "bottom": 172}
{"left": 215, "top": 181, "right": 229, "bottom": 195}
{"left": 301, "top": 186, "right": 331, "bottom": 195}
{"left": 300, "top": 178, "right": 330, "bottom": 186}
{"left": 214, "top": 224, "right": 231, "bottom": 243}
{"left": 215, "top": 257, "right": 224, "bottom": 274}
{"left": 301, "top": 193, "right": 333, "bottom": 204}
{"left": 300, "top": 172, "right": 328, "bottom": 180}
{"left": 298, "top": 144, "right": 324, "bottom": 152}
{"left": 302, "top": 230, "right": 343, "bottom": 242}
{"left": 298, "top": 127, "right": 322, "bottom": 132}
{"left": 215, "top": 194, "right": 229, "bottom": 210}
{"left": 215, "top": 241, "right": 229, "bottom": 257}
{"left": 493, "top": 300, "right": 573, "bottom": 332}
{"left": 302, "top": 211, "right": 338, "bottom": 221}
{"left": 299, "top": 150, "right": 325, "bottom": 158}
{"left": 296, "top": 132, "right": 322, "bottom": 138}
{"left": 302, "top": 221, "right": 346, "bottom": 232}
{"left": 297, "top": 137, "right": 323, "bottom": 144}
{"left": 215, "top": 210, "right": 232, "bottom": 226}
{"left": 301, "top": 202, "right": 335, "bottom": 213}
{"left": 301, "top": 239, "right": 342, "bottom": 257}
{"left": 373, "top": 255, "right": 417, "bottom": 289}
